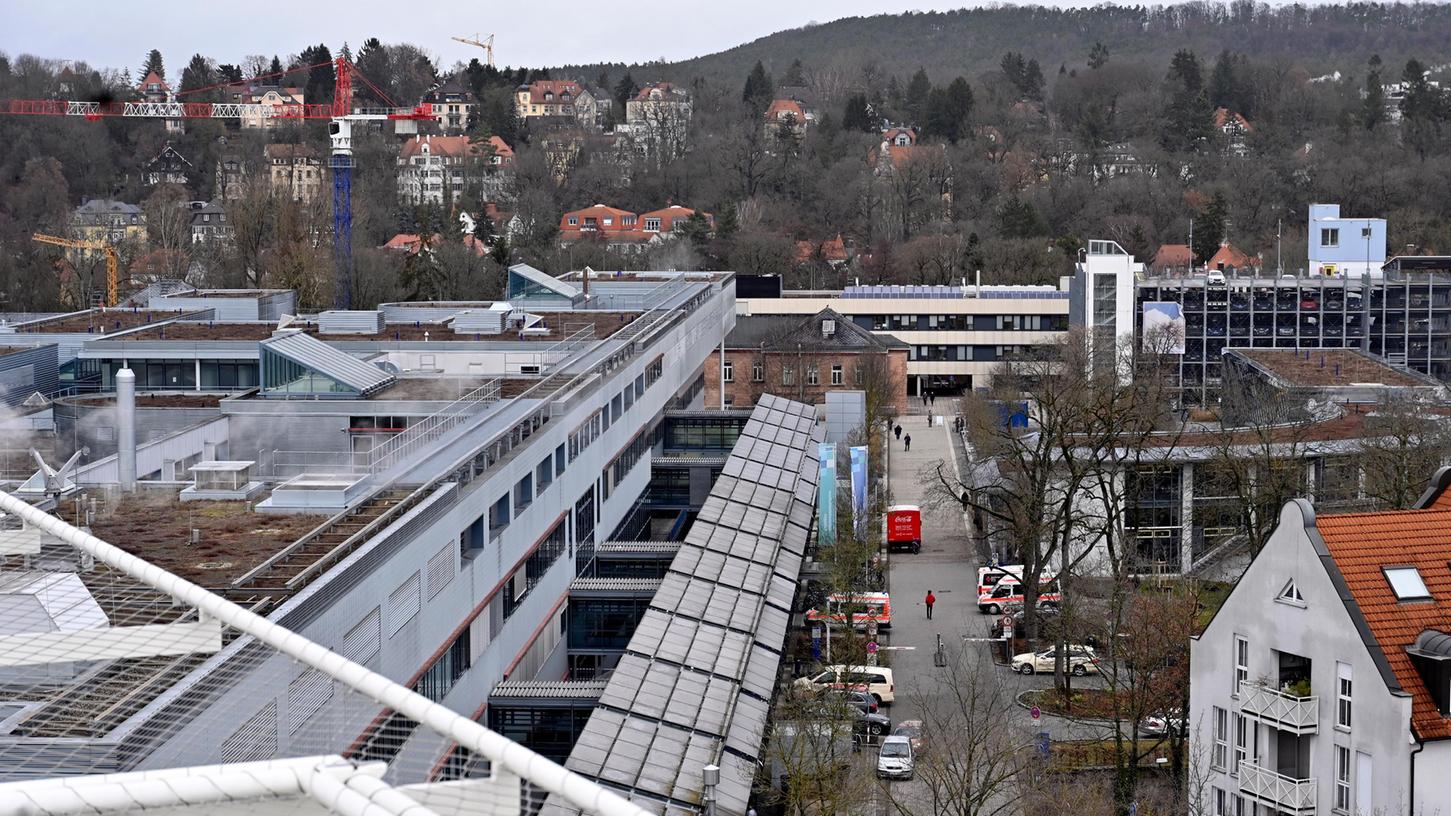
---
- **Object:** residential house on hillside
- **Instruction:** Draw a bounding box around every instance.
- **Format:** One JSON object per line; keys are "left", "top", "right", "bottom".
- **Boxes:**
{"left": 1215, "top": 107, "right": 1253, "bottom": 156}
{"left": 396, "top": 134, "right": 515, "bottom": 206}
{"left": 869, "top": 125, "right": 953, "bottom": 239}
{"left": 1150, "top": 243, "right": 1195, "bottom": 275}
{"left": 143, "top": 142, "right": 192, "bottom": 187}
{"left": 424, "top": 76, "right": 476, "bottom": 134}
{"left": 72, "top": 199, "right": 145, "bottom": 245}
{"left": 221, "top": 83, "right": 306, "bottom": 129}
{"left": 764, "top": 98, "right": 813, "bottom": 146}
{"left": 557, "top": 203, "right": 711, "bottom": 255}
{"left": 1053, "top": 140, "right": 1154, "bottom": 181}
{"left": 187, "top": 201, "right": 231, "bottom": 244}
{"left": 1190, "top": 468, "right": 1451, "bottom": 816}
{"left": 265, "top": 143, "right": 323, "bottom": 202}
{"left": 705, "top": 307, "right": 909, "bottom": 413}
{"left": 794, "top": 235, "right": 851, "bottom": 270}
{"left": 1206, "top": 241, "right": 1257, "bottom": 273}
{"left": 381, "top": 232, "right": 489, "bottom": 257}
{"left": 514, "top": 80, "right": 610, "bottom": 131}
{"left": 214, "top": 154, "right": 249, "bottom": 201}
{"left": 139, "top": 70, "right": 183, "bottom": 134}
{"left": 622, "top": 82, "right": 692, "bottom": 163}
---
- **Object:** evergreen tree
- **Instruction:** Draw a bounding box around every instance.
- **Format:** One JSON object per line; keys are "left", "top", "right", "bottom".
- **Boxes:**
{"left": 843, "top": 93, "right": 875, "bottom": 132}
{"left": 339, "top": 42, "right": 352, "bottom": 64}
{"left": 1399, "top": 57, "right": 1446, "bottom": 158}
{"left": 296, "top": 44, "right": 336, "bottom": 106}
{"left": 268, "top": 55, "right": 283, "bottom": 76}
{"left": 742, "top": 60, "right": 774, "bottom": 110}
{"left": 715, "top": 202, "right": 739, "bottom": 242}
{"left": 1088, "top": 42, "right": 1110, "bottom": 70}
{"left": 680, "top": 211, "right": 712, "bottom": 248}
{"left": 1023, "top": 58, "right": 1044, "bottom": 99}
{"left": 1364, "top": 55, "right": 1387, "bottom": 130}
{"left": 924, "top": 77, "right": 974, "bottom": 143}
{"left": 1191, "top": 193, "right": 1228, "bottom": 264}
{"left": 1161, "top": 49, "right": 1213, "bottom": 152}
{"left": 613, "top": 72, "right": 639, "bottom": 110}
{"left": 355, "top": 38, "right": 391, "bottom": 104}
{"left": 782, "top": 58, "right": 806, "bottom": 87}
{"left": 140, "top": 49, "right": 164, "bottom": 81}
{"left": 179, "top": 54, "right": 217, "bottom": 95}
{"left": 905, "top": 67, "right": 932, "bottom": 123}
{"left": 217, "top": 64, "right": 243, "bottom": 84}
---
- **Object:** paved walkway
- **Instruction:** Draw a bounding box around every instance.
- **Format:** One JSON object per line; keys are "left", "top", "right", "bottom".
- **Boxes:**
{"left": 875, "top": 402, "right": 1110, "bottom": 809}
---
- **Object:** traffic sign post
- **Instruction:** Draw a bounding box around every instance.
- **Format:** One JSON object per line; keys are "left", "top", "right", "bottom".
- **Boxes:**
{"left": 866, "top": 640, "right": 879, "bottom": 666}
{"left": 1030, "top": 705, "right": 1041, "bottom": 722}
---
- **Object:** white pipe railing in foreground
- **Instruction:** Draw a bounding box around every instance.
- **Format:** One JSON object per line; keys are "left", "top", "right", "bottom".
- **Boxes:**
{"left": 0, "top": 491, "right": 650, "bottom": 816}
{"left": 0, "top": 754, "right": 366, "bottom": 814}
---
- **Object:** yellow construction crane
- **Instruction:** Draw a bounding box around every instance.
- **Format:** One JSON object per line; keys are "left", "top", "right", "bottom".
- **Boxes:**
{"left": 32, "top": 233, "right": 120, "bottom": 307}
{"left": 452, "top": 33, "right": 495, "bottom": 67}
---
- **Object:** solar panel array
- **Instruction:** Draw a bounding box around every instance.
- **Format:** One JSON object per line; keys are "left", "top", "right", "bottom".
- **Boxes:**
{"left": 839, "top": 283, "right": 1068, "bottom": 300}
{"left": 551, "top": 394, "right": 822, "bottom": 816}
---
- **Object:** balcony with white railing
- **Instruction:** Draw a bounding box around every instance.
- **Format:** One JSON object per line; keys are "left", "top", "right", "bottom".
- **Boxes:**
{"left": 1239, "top": 681, "right": 1319, "bottom": 734}
{"left": 1238, "top": 762, "right": 1316, "bottom": 814}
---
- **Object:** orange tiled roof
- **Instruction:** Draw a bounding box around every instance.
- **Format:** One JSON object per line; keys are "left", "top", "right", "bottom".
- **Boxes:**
{"left": 1206, "top": 242, "right": 1254, "bottom": 270}
{"left": 559, "top": 204, "right": 638, "bottom": 233}
{"left": 1317, "top": 506, "right": 1451, "bottom": 738}
{"left": 639, "top": 205, "right": 711, "bottom": 233}
{"left": 522, "top": 80, "right": 586, "bottom": 105}
{"left": 1152, "top": 243, "right": 1194, "bottom": 270}
{"left": 398, "top": 135, "right": 514, "bottom": 162}
{"left": 765, "top": 99, "right": 806, "bottom": 121}
{"left": 1214, "top": 107, "right": 1253, "bottom": 132}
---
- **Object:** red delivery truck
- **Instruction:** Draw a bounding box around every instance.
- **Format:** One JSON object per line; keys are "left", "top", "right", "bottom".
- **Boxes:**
{"left": 886, "top": 505, "right": 921, "bottom": 553}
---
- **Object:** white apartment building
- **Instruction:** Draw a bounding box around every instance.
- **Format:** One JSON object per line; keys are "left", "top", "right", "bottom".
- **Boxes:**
{"left": 737, "top": 282, "right": 1070, "bottom": 394}
{"left": 1190, "top": 470, "right": 1451, "bottom": 815}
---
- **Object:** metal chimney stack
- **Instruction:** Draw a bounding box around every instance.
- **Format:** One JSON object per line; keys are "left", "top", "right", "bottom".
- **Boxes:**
{"left": 116, "top": 367, "right": 137, "bottom": 491}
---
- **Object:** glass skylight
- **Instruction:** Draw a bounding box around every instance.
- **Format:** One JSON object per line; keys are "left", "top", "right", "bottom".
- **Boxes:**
{"left": 1386, "top": 567, "right": 1432, "bottom": 600}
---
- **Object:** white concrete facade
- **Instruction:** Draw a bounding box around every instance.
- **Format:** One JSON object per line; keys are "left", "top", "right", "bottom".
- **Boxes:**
{"left": 737, "top": 285, "right": 1069, "bottom": 392}
{"left": 1190, "top": 500, "right": 1426, "bottom": 815}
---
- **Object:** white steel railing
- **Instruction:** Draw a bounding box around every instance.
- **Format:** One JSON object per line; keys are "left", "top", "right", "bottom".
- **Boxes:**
{"left": 1239, "top": 762, "right": 1316, "bottom": 813}
{"left": 365, "top": 378, "right": 503, "bottom": 474}
{"left": 0, "top": 490, "right": 651, "bottom": 816}
{"left": 1240, "top": 682, "right": 1319, "bottom": 734}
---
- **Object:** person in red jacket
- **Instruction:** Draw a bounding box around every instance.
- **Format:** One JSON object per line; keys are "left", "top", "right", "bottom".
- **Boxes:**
{"left": 925, "top": 590, "right": 936, "bottom": 619}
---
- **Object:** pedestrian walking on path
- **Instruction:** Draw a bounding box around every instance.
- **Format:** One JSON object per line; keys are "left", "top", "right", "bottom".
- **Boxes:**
{"left": 894, "top": 424, "right": 902, "bottom": 440}
{"left": 925, "top": 590, "right": 936, "bottom": 619}
{"left": 903, "top": 433, "right": 911, "bottom": 451}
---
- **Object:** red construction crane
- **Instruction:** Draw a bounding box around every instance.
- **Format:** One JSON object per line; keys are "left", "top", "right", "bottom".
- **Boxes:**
{"left": 2, "top": 58, "right": 433, "bottom": 308}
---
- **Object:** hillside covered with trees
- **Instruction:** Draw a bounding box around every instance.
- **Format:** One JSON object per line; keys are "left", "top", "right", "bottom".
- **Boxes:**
{"left": 5, "top": 3, "right": 1451, "bottom": 312}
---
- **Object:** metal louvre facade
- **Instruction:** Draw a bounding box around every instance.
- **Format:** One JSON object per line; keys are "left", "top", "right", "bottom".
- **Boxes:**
{"left": 548, "top": 394, "right": 822, "bottom": 816}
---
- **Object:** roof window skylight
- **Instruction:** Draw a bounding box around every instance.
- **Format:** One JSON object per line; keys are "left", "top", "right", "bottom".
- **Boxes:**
{"left": 1386, "top": 567, "right": 1432, "bottom": 601}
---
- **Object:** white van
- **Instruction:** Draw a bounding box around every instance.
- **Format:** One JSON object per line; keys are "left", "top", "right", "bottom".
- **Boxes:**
{"left": 794, "top": 665, "right": 896, "bottom": 705}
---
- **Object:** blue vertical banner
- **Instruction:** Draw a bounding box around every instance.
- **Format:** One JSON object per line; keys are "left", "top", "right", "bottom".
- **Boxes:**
{"left": 817, "top": 443, "right": 837, "bottom": 545}
{"left": 849, "top": 445, "right": 868, "bottom": 536}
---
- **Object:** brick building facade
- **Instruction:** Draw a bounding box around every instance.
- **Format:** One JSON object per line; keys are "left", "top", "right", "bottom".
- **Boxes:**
{"left": 704, "top": 308, "right": 909, "bottom": 414}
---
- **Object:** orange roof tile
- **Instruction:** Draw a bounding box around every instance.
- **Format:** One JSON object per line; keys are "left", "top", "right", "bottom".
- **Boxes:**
{"left": 1206, "top": 242, "right": 1255, "bottom": 271}
{"left": 765, "top": 99, "right": 806, "bottom": 121}
{"left": 1318, "top": 506, "right": 1451, "bottom": 739}
{"left": 398, "top": 135, "right": 513, "bottom": 162}
{"left": 1214, "top": 107, "right": 1254, "bottom": 132}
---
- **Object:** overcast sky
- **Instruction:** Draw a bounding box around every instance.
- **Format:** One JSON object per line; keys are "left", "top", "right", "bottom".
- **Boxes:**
{"left": 3, "top": 1, "right": 1007, "bottom": 76}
